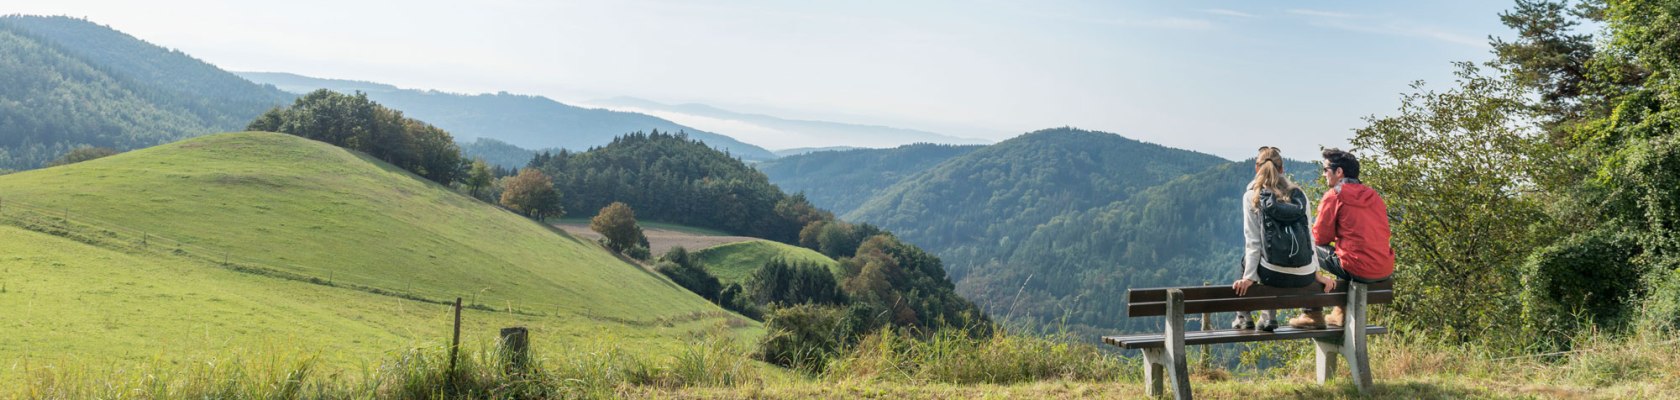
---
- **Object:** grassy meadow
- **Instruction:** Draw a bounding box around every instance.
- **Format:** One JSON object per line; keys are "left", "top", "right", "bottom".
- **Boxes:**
{"left": 693, "top": 240, "right": 839, "bottom": 283}
{"left": 0, "top": 133, "right": 759, "bottom": 386}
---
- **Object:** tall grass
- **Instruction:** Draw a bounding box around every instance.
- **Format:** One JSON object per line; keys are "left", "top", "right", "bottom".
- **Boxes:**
{"left": 14, "top": 336, "right": 759, "bottom": 400}
{"left": 823, "top": 326, "right": 1133, "bottom": 385}
{"left": 16, "top": 326, "right": 1680, "bottom": 398}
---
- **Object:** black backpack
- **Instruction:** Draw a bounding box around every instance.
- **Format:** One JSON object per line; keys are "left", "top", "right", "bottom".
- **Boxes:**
{"left": 1259, "top": 187, "right": 1314, "bottom": 267}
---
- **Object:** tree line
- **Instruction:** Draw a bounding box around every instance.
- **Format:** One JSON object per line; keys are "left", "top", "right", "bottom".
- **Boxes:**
{"left": 526, "top": 131, "right": 827, "bottom": 242}
{"left": 248, "top": 89, "right": 465, "bottom": 185}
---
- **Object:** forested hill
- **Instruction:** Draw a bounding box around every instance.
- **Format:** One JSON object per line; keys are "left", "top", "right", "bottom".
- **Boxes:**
{"left": 236, "top": 72, "right": 778, "bottom": 161}
{"left": 775, "top": 126, "right": 1325, "bottom": 335}
{"left": 528, "top": 131, "right": 817, "bottom": 242}
{"left": 845, "top": 127, "right": 1229, "bottom": 266}
{"left": 756, "top": 143, "right": 983, "bottom": 215}
{"left": 0, "top": 15, "right": 293, "bottom": 170}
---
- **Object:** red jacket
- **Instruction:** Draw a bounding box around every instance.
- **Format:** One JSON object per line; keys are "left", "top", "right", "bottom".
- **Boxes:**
{"left": 1313, "top": 181, "right": 1394, "bottom": 279}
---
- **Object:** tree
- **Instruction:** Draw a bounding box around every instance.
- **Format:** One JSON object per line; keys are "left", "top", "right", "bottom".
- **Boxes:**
{"left": 1350, "top": 63, "right": 1559, "bottom": 347}
{"left": 591, "top": 201, "right": 648, "bottom": 256}
{"left": 466, "top": 159, "right": 493, "bottom": 199}
{"left": 500, "top": 168, "right": 562, "bottom": 220}
{"left": 745, "top": 258, "right": 846, "bottom": 307}
{"left": 245, "top": 89, "right": 467, "bottom": 185}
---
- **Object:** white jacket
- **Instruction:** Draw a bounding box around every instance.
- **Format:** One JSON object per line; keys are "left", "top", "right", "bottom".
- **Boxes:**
{"left": 1242, "top": 187, "right": 1319, "bottom": 282}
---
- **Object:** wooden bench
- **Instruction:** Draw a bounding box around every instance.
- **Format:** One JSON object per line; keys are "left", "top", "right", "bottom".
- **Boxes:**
{"left": 1102, "top": 280, "right": 1393, "bottom": 399}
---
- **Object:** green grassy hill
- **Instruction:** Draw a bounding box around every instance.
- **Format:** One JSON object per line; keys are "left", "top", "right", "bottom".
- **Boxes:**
{"left": 693, "top": 240, "right": 838, "bottom": 283}
{"left": 0, "top": 132, "right": 757, "bottom": 373}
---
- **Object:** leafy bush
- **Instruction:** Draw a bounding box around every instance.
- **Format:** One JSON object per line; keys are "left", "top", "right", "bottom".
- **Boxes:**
{"left": 758, "top": 304, "right": 851, "bottom": 373}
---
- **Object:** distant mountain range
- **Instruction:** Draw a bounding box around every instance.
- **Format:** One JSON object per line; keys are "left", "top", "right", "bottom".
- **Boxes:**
{"left": 762, "top": 127, "right": 1323, "bottom": 336}
{"left": 586, "top": 97, "right": 991, "bottom": 150}
{"left": 0, "top": 16, "right": 293, "bottom": 170}
{"left": 236, "top": 72, "right": 778, "bottom": 161}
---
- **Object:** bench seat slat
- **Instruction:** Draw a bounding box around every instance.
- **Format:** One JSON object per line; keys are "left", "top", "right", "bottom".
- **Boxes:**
{"left": 1127, "top": 290, "right": 1393, "bottom": 317}
{"left": 1103, "top": 325, "right": 1389, "bottom": 349}
{"left": 1128, "top": 280, "right": 1392, "bottom": 303}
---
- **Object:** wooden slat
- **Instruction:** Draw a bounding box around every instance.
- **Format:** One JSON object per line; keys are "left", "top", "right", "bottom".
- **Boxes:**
{"left": 1103, "top": 326, "right": 1389, "bottom": 349}
{"left": 1128, "top": 290, "right": 1392, "bottom": 317}
{"left": 1128, "top": 280, "right": 1392, "bottom": 303}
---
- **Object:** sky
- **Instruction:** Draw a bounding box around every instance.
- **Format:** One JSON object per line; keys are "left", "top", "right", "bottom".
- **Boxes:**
{"left": 12, "top": 0, "right": 1520, "bottom": 160}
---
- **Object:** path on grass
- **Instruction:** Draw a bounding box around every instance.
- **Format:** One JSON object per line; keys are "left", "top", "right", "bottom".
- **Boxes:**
{"left": 553, "top": 222, "right": 759, "bottom": 256}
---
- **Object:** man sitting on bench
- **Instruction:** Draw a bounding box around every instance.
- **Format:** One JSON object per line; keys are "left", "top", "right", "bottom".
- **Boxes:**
{"left": 1290, "top": 148, "right": 1395, "bottom": 329}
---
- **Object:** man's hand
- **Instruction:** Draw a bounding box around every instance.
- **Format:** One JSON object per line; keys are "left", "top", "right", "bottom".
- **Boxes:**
{"left": 1316, "top": 274, "right": 1337, "bottom": 293}
{"left": 1232, "top": 279, "right": 1255, "bottom": 296}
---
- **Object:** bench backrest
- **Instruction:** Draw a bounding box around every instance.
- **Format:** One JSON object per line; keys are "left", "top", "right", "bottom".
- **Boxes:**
{"left": 1127, "top": 280, "right": 1392, "bottom": 317}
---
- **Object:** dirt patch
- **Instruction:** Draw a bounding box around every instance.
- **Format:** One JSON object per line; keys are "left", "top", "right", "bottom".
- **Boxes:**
{"left": 553, "top": 222, "right": 759, "bottom": 256}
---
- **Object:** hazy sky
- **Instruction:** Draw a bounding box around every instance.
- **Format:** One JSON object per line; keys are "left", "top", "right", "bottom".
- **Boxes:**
{"left": 14, "top": 0, "right": 1518, "bottom": 160}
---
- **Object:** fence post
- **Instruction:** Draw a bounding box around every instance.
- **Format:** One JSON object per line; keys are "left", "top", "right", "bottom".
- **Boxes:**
{"left": 500, "top": 327, "right": 529, "bottom": 374}
{"left": 449, "top": 297, "right": 463, "bottom": 374}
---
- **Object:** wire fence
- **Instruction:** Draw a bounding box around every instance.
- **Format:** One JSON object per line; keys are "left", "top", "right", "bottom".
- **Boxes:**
{"left": 0, "top": 196, "right": 727, "bottom": 328}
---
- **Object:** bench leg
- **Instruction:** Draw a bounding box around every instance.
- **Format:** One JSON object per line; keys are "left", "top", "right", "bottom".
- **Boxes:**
{"left": 1343, "top": 282, "right": 1373, "bottom": 393}
{"left": 1313, "top": 338, "right": 1340, "bottom": 384}
{"left": 1143, "top": 348, "right": 1165, "bottom": 397}
{"left": 1164, "top": 289, "right": 1192, "bottom": 399}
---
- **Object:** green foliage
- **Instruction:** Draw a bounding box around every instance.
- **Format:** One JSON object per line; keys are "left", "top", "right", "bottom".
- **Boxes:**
{"left": 1349, "top": 63, "right": 1557, "bottom": 347}
{"left": 46, "top": 146, "right": 118, "bottom": 166}
{"left": 1522, "top": 227, "right": 1647, "bottom": 342}
{"left": 591, "top": 201, "right": 649, "bottom": 257}
{"left": 839, "top": 234, "right": 991, "bottom": 334}
{"left": 656, "top": 246, "right": 754, "bottom": 318}
{"left": 465, "top": 159, "right": 493, "bottom": 199}
{"left": 757, "top": 304, "right": 851, "bottom": 372}
{"left": 499, "top": 168, "right": 563, "bottom": 220}
{"left": 248, "top": 89, "right": 465, "bottom": 184}
{"left": 530, "top": 131, "right": 815, "bottom": 242}
{"left": 0, "top": 16, "right": 291, "bottom": 170}
{"left": 746, "top": 258, "right": 846, "bottom": 307}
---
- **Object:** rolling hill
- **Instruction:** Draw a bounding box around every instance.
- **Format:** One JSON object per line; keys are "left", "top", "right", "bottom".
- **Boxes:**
{"left": 0, "top": 132, "right": 756, "bottom": 370}
{"left": 0, "top": 16, "right": 292, "bottom": 170}
{"left": 845, "top": 127, "right": 1230, "bottom": 266}
{"left": 757, "top": 143, "right": 983, "bottom": 216}
{"left": 693, "top": 240, "right": 840, "bottom": 284}
{"left": 236, "top": 72, "right": 778, "bottom": 161}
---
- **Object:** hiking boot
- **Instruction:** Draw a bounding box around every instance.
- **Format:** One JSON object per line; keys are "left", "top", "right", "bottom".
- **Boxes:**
{"left": 1258, "top": 310, "right": 1278, "bottom": 332}
{"left": 1288, "top": 311, "right": 1327, "bottom": 329}
{"left": 1327, "top": 307, "right": 1346, "bottom": 327}
{"left": 1232, "top": 312, "right": 1255, "bottom": 330}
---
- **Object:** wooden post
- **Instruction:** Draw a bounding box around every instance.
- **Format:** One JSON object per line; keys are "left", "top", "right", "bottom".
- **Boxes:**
{"left": 1163, "top": 289, "right": 1192, "bottom": 400}
{"left": 449, "top": 297, "right": 463, "bottom": 374}
{"left": 141, "top": 232, "right": 148, "bottom": 248}
{"left": 500, "top": 326, "right": 529, "bottom": 374}
{"left": 1343, "top": 282, "right": 1373, "bottom": 393}
{"left": 1199, "top": 312, "right": 1212, "bottom": 368}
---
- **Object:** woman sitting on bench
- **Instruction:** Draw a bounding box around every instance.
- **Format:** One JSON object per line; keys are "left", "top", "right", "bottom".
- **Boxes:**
{"left": 1232, "top": 146, "right": 1337, "bottom": 331}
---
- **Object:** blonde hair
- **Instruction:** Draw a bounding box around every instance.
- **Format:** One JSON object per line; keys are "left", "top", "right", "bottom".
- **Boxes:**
{"left": 1251, "top": 146, "right": 1300, "bottom": 208}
